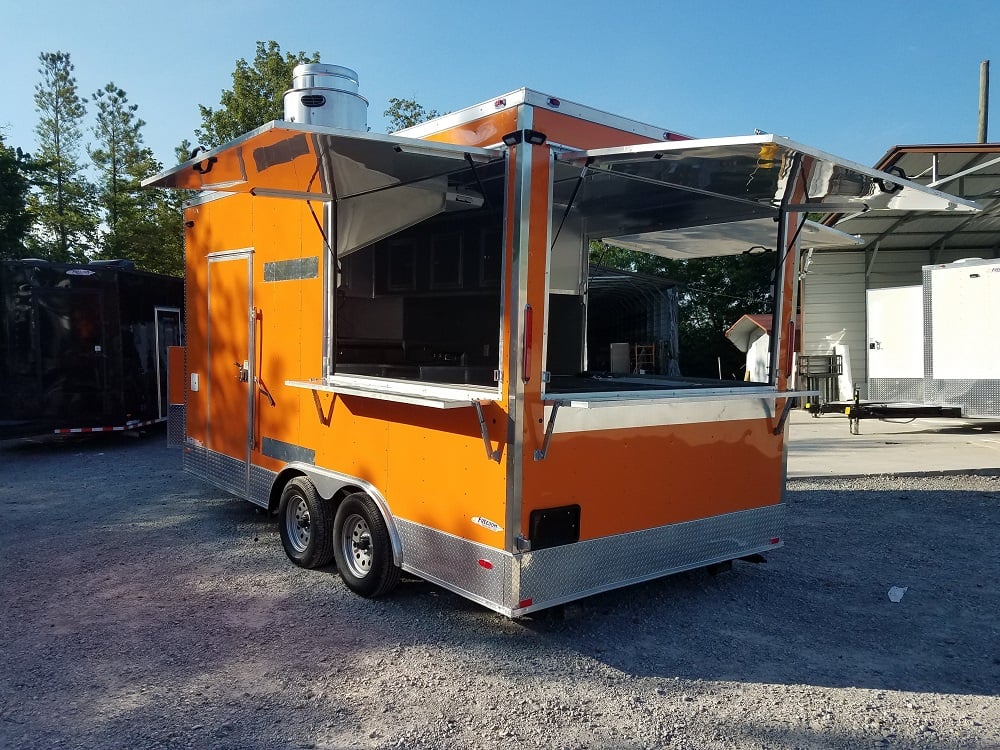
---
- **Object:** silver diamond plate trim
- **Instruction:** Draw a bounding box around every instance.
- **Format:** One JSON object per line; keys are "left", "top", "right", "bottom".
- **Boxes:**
{"left": 183, "top": 443, "right": 249, "bottom": 498}
{"left": 926, "top": 379, "right": 1000, "bottom": 417}
{"left": 922, "top": 266, "right": 934, "bottom": 380}
{"left": 516, "top": 505, "right": 785, "bottom": 612}
{"left": 396, "top": 519, "right": 514, "bottom": 612}
{"left": 395, "top": 506, "right": 785, "bottom": 616}
{"left": 167, "top": 404, "right": 186, "bottom": 447}
{"left": 869, "top": 378, "right": 924, "bottom": 403}
{"left": 250, "top": 463, "right": 276, "bottom": 508}
{"left": 183, "top": 441, "right": 209, "bottom": 481}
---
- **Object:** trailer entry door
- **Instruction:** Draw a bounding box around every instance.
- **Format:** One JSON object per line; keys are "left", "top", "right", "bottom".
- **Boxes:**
{"left": 206, "top": 251, "right": 253, "bottom": 494}
{"left": 37, "top": 288, "right": 107, "bottom": 423}
{"left": 154, "top": 307, "right": 182, "bottom": 419}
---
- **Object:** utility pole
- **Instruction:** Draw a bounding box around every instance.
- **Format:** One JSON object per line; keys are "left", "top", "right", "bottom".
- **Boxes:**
{"left": 978, "top": 60, "right": 989, "bottom": 143}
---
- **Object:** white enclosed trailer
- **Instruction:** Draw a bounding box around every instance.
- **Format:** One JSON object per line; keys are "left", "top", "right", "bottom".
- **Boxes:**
{"left": 867, "top": 257, "right": 1000, "bottom": 417}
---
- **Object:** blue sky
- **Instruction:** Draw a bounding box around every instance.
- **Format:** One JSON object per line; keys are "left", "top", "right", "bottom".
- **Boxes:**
{"left": 1, "top": 0, "right": 997, "bottom": 170}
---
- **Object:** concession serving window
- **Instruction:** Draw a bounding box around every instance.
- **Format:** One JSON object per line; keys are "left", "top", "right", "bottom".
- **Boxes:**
{"left": 144, "top": 121, "right": 508, "bottom": 406}
{"left": 541, "top": 135, "right": 975, "bottom": 400}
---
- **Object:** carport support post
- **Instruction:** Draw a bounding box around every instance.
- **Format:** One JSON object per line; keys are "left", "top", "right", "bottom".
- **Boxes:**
{"left": 979, "top": 60, "right": 990, "bottom": 144}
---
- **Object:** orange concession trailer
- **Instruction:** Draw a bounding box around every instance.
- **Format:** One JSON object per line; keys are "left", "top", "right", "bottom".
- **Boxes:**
{"left": 145, "top": 66, "right": 977, "bottom": 616}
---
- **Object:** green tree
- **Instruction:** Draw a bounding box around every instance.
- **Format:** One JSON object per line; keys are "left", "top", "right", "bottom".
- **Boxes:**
{"left": 89, "top": 82, "right": 158, "bottom": 257}
{"left": 384, "top": 97, "right": 440, "bottom": 133}
{"left": 590, "top": 242, "right": 774, "bottom": 378}
{"left": 28, "top": 51, "right": 96, "bottom": 261}
{"left": 196, "top": 41, "right": 320, "bottom": 147}
{"left": 140, "top": 187, "right": 185, "bottom": 276}
{"left": 0, "top": 133, "right": 40, "bottom": 259}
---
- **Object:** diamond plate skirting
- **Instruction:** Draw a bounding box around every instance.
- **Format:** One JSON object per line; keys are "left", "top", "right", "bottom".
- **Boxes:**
{"left": 182, "top": 442, "right": 273, "bottom": 507}
{"left": 397, "top": 519, "right": 516, "bottom": 612}
{"left": 250, "top": 463, "right": 276, "bottom": 507}
{"left": 516, "top": 504, "right": 785, "bottom": 613}
{"left": 167, "top": 404, "right": 186, "bottom": 447}
{"left": 870, "top": 378, "right": 1000, "bottom": 417}
{"left": 926, "top": 379, "right": 1000, "bottom": 418}
{"left": 396, "top": 505, "right": 785, "bottom": 616}
{"left": 869, "top": 378, "right": 924, "bottom": 403}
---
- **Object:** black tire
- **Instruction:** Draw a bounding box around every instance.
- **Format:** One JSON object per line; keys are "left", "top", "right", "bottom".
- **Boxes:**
{"left": 277, "top": 477, "right": 335, "bottom": 569}
{"left": 333, "top": 492, "right": 400, "bottom": 598}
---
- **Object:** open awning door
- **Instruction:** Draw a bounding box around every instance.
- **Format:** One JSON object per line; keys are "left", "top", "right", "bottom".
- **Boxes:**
{"left": 603, "top": 217, "right": 864, "bottom": 260}
{"left": 143, "top": 121, "right": 505, "bottom": 255}
{"left": 554, "top": 135, "right": 980, "bottom": 256}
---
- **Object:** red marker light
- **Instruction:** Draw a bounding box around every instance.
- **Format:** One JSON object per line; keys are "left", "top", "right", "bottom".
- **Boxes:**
{"left": 547, "top": 97, "right": 561, "bottom": 107}
{"left": 518, "top": 598, "right": 533, "bottom": 609}
{"left": 495, "top": 98, "right": 506, "bottom": 108}
{"left": 477, "top": 559, "right": 493, "bottom": 570}
{"left": 770, "top": 537, "right": 781, "bottom": 545}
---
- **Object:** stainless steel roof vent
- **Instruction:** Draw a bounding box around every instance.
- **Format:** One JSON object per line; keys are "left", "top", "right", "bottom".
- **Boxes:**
{"left": 283, "top": 63, "right": 368, "bottom": 130}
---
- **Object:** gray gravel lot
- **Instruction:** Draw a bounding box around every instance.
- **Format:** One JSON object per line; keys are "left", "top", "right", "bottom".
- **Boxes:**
{"left": 1, "top": 431, "right": 999, "bottom": 750}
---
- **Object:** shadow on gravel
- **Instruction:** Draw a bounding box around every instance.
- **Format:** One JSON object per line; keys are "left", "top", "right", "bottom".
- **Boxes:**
{"left": 2, "top": 435, "right": 999, "bottom": 749}
{"left": 518, "top": 480, "right": 1000, "bottom": 698}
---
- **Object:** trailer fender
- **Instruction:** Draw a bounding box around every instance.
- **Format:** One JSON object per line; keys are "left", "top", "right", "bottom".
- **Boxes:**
{"left": 273, "top": 463, "right": 403, "bottom": 568}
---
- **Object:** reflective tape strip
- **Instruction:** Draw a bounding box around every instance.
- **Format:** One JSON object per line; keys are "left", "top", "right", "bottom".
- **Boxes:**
{"left": 53, "top": 418, "right": 165, "bottom": 434}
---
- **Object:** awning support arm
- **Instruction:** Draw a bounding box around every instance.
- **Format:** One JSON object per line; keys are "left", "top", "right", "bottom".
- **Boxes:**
{"left": 773, "top": 397, "right": 796, "bottom": 435}
{"left": 465, "top": 153, "right": 491, "bottom": 210}
{"left": 534, "top": 401, "right": 563, "bottom": 461}
{"left": 336, "top": 155, "right": 506, "bottom": 202}
{"left": 551, "top": 159, "right": 592, "bottom": 250}
{"left": 560, "top": 160, "right": 778, "bottom": 214}
{"left": 865, "top": 241, "right": 881, "bottom": 278}
{"left": 473, "top": 400, "right": 501, "bottom": 462}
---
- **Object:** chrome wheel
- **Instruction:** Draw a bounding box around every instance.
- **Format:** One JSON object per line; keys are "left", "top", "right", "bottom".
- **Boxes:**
{"left": 332, "top": 492, "right": 400, "bottom": 597}
{"left": 285, "top": 495, "right": 311, "bottom": 554}
{"left": 277, "top": 477, "right": 334, "bottom": 569}
{"left": 340, "top": 513, "right": 373, "bottom": 579}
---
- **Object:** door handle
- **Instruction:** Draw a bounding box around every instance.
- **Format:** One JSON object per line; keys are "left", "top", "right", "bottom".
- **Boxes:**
{"left": 234, "top": 361, "right": 249, "bottom": 383}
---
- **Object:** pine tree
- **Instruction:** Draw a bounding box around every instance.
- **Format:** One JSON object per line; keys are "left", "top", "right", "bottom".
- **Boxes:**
{"left": 29, "top": 51, "right": 95, "bottom": 261}
{"left": 89, "top": 82, "right": 157, "bottom": 262}
{"left": 0, "top": 133, "right": 40, "bottom": 259}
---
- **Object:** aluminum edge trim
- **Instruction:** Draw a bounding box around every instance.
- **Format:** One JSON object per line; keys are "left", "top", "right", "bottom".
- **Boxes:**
{"left": 505, "top": 104, "right": 534, "bottom": 556}
{"left": 540, "top": 148, "right": 555, "bottom": 402}
{"left": 205, "top": 249, "right": 254, "bottom": 480}
{"left": 245, "top": 252, "right": 255, "bottom": 493}
{"left": 779, "top": 213, "right": 804, "bottom": 495}
{"left": 394, "top": 89, "right": 530, "bottom": 139}
{"left": 520, "top": 89, "right": 690, "bottom": 140}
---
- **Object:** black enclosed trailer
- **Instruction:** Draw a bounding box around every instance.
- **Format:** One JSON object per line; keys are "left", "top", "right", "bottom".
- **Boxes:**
{"left": 0, "top": 259, "right": 183, "bottom": 439}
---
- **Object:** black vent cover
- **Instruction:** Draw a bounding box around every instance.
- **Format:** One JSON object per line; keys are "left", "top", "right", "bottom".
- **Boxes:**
{"left": 300, "top": 94, "right": 326, "bottom": 108}
{"left": 529, "top": 505, "right": 581, "bottom": 550}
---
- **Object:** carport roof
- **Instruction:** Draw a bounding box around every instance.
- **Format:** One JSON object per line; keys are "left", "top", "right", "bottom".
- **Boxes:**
{"left": 823, "top": 144, "right": 1000, "bottom": 253}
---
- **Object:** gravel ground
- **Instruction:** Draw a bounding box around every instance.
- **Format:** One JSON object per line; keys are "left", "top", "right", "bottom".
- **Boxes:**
{"left": 1, "top": 431, "right": 999, "bottom": 750}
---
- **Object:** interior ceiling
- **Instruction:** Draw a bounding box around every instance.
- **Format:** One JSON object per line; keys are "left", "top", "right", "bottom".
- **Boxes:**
{"left": 824, "top": 145, "right": 1000, "bottom": 253}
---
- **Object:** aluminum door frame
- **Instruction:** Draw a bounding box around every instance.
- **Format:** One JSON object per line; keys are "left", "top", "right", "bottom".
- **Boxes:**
{"left": 153, "top": 306, "right": 182, "bottom": 420}
{"left": 206, "top": 249, "right": 255, "bottom": 498}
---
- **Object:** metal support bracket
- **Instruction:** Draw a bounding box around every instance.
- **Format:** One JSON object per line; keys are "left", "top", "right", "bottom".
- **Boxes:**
{"left": 473, "top": 400, "right": 501, "bottom": 462}
{"left": 773, "top": 397, "right": 796, "bottom": 436}
{"left": 534, "top": 401, "right": 562, "bottom": 461}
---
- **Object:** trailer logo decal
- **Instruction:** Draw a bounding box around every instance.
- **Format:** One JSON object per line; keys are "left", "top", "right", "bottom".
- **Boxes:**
{"left": 66, "top": 269, "right": 96, "bottom": 276}
{"left": 472, "top": 516, "right": 503, "bottom": 533}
